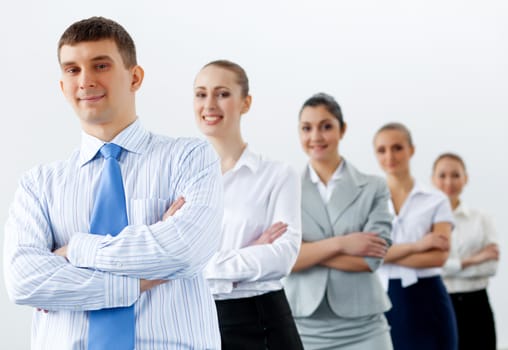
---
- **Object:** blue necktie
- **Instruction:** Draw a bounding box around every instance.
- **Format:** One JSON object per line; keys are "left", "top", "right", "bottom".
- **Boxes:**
{"left": 88, "top": 143, "right": 135, "bottom": 350}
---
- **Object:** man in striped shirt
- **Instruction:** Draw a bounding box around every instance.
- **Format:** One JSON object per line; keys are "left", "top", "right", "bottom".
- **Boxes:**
{"left": 4, "top": 16, "right": 223, "bottom": 349}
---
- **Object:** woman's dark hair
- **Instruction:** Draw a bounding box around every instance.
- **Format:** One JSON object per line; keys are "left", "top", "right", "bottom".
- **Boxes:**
{"left": 299, "top": 93, "right": 345, "bottom": 129}
{"left": 433, "top": 153, "right": 467, "bottom": 173}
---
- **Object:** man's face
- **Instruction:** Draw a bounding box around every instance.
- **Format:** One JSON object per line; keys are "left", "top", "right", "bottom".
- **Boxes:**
{"left": 59, "top": 39, "right": 141, "bottom": 135}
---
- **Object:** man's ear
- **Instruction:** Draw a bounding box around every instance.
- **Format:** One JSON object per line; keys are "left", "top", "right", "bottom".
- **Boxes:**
{"left": 130, "top": 65, "right": 144, "bottom": 92}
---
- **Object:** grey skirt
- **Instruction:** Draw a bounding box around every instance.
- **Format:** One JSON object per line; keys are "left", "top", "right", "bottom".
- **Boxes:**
{"left": 295, "top": 298, "right": 393, "bottom": 350}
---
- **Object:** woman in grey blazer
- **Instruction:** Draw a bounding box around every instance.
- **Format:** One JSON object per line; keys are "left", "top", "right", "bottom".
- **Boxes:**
{"left": 284, "top": 93, "right": 393, "bottom": 350}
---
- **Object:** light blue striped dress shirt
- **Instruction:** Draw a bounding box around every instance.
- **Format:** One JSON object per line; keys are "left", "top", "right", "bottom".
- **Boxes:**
{"left": 4, "top": 119, "right": 223, "bottom": 349}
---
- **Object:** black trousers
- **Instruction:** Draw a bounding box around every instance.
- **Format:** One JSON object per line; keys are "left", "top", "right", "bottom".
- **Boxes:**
{"left": 450, "top": 289, "right": 496, "bottom": 350}
{"left": 215, "top": 289, "right": 303, "bottom": 350}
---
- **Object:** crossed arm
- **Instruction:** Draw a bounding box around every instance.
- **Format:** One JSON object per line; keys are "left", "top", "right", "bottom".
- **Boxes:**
{"left": 204, "top": 165, "right": 302, "bottom": 289}
{"left": 4, "top": 173, "right": 139, "bottom": 311}
{"left": 384, "top": 222, "right": 452, "bottom": 268}
{"left": 445, "top": 213, "right": 499, "bottom": 276}
{"left": 292, "top": 232, "right": 388, "bottom": 272}
{"left": 4, "top": 143, "right": 223, "bottom": 311}
{"left": 53, "top": 197, "right": 188, "bottom": 292}
{"left": 460, "top": 244, "right": 499, "bottom": 270}
{"left": 293, "top": 179, "right": 392, "bottom": 273}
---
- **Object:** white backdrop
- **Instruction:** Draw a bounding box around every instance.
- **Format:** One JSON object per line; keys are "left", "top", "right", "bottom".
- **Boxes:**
{"left": 1, "top": 0, "right": 507, "bottom": 348}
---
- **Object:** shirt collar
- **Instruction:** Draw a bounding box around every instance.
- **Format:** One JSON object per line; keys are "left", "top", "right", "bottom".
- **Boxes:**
{"left": 390, "top": 180, "right": 431, "bottom": 217}
{"left": 231, "top": 145, "right": 260, "bottom": 173}
{"left": 78, "top": 118, "right": 151, "bottom": 166}
{"left": 454, "top": 201, "right": 470, "bottom": 216}
{"left": 408, "top": 180, "right": 432, "bottom": 196}
{"left": 308, "top": 160, "right": 344, "bottom": 185}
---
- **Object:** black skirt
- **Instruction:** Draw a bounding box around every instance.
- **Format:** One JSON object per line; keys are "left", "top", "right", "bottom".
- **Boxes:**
{"left": 215, "top": 289, "right": 303, "bottom": 350}
{"left": 450, "top": 289, "right": 496, "bottom": 350}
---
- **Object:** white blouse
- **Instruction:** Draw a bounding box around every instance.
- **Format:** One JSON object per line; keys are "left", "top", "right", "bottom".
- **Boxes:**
{"left": 442, "top": 203, "right": 498, "bottom": 293}
{"left": 378, "top": 181, "right": 455, "bottom": 290}
{"left": 203, "top": 147, "right": 302, "bottom": 299}
{"left": 308, "top": 161, "right": 345, "bottom": 203}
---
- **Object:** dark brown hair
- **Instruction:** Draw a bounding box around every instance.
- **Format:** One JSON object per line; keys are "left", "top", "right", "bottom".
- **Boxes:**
{"left": 58, "top": 16, "right": 137, "bottom": 68}
{"left": 433, "top": 153, "right": 467, "bottom": 173}
{"left": 202, "top": 60, "right": 249, "bottom": 97}
{"left": 375, "top": 122, "right": 414, "bottom": 147}
{"left": 299, "top": 93, "right": 345, "bottom": 129}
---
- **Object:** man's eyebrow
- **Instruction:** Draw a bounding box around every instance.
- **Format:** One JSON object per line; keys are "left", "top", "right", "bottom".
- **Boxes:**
{"left": 90, "top": 55, "right": 114, "bottom": 62}
{"left": 60, "top": 55, "right": 114, "bottom": 67}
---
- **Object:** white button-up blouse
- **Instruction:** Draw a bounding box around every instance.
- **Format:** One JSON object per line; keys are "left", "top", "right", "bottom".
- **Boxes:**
{"left": 203, "top": 147, "right": 302, "bottom": 300}
{"left": 378, "top": 182, "right": 454, "bottom": 290}
{"left": 442, "top": 203, "right": 498, "bottom": 293}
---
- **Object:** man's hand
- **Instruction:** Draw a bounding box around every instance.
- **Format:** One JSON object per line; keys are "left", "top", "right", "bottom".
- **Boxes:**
{"left": 140, "top": 279, "right": 167, "bottom": 293}
{"left": 163, "top": 196, "right": 185, "bottom": 221}
{"left": 53, "top": 245, "right": 68, "bottom": 259}
{"left": 144, "top": 197, "right": 186, "bottom": 292}
{"left": 251, "top": 222, "right": 288, "bottom": 245}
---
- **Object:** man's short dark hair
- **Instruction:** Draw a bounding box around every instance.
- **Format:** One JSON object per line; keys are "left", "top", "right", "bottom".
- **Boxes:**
{"left": 58, "top": 16, "right": 137, "bottom": 68}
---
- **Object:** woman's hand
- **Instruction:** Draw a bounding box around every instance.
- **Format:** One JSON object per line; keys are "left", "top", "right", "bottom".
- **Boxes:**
{"left": 415, "top": 232, "right": 449, "bottom": 253}
{"left": 478, "top": 243, "right": 500, "bottom": 261}
{"left": 464, "top": 243, "right": 499, "bottom": 267}
{"left": 337, "top": 232, "right": 388, "bottom": 258}
{"left": 251, "top": 221, "right": 288, "bottom": 245}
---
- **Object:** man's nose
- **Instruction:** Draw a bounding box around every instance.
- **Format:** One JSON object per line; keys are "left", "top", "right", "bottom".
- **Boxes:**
{"left": 79, "top": 70, "right": 97, "bottom": 89}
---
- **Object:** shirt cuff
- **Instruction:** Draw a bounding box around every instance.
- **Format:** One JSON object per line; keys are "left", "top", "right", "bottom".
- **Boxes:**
{"left": 442, "top": 258, "right": 462, "bottom": 275}
{"left": 364, "top": 256, "right": 382, "bottom": 272}
{"left": 443, "top": 259, "right": 462, "bottom": 276}
{"left": 67, "top": 232, "right": 104, "bottom": 268}
{"left": 207, "top": 280, "right": 234, "bottom": 295}
{"left": 104, "top": 273, "right": 140, "bottom": 308}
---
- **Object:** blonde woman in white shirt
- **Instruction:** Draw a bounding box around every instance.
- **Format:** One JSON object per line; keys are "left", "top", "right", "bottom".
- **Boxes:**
{"left": 193, "top": 60, "right": 303, "bottom": 349}
{"left": 432, "top": 153, "right": 498, "bottom": 350}
{"left": 374, "top": 122, "right": 458, "bottom": 350}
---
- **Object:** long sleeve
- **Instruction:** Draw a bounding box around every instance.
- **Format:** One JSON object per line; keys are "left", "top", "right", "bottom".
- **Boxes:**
{"left": 67, "top": 142, "right": 223, "bottom": 280}
{"left": 444, "top": 212, "right": 498, "bottom": 278}
{"left": 204, "top": 164, "right": 302, "bottom": 288}
{"left": 442, "top": 206, "right": 498, "bottom": 293}
{"left": 3, "top": 170, "right": 139, "bottom": 311}
{"left": 363, "top": 177, "right": 393, "bottom": 272}
{"left": 456, "top": 261, "right": 498, "bottom": 278}
{"left": 5, "top": 124, "right": 222, "bottom": 348}
{"left": 442, "top": 242, "right": 462, "bottom": 276}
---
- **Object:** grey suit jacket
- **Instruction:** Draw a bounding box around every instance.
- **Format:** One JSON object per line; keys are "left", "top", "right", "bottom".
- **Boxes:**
{"left": 284, "top": 160, "right": 392, "bottom": 318}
